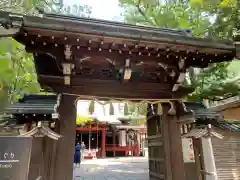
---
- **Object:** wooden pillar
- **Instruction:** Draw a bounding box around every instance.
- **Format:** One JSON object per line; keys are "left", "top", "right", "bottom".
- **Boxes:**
{"left": 27, "top": 125, "right": 57, "bottom": 180}
{"left": 147, "top": 103, "right": 185, "bottom": 180}
{"left": 42, "top": 137, "right": 57, "bottom": 180}
{"left": 161, "top": 104, "right": 173, "bottom": 180}
{"left": 53, "top": 95, "right": 77, "bottom": 180}
{"left": 168, "top": 115, "right": 185, "bottom": 180}
{"left": 28, "top": 137, "right": 44, "bottom": 180}
{"left": 101, "top": 128, "right": 106, "bottom": 158}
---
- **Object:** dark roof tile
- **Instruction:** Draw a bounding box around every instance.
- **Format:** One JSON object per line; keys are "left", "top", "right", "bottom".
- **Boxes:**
{"left": 214, "top": 121, "right": 240, "bottom": 132}
{"left": 184, "top": 101, "right": 223, "bottom": 120}
{"left": 5, "top": 94, "right": 58, "bottom": 115}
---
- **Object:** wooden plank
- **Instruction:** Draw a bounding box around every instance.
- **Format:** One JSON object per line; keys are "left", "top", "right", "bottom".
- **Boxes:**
{"left": 38, "top": 75, "right": 189, "bottom": 100}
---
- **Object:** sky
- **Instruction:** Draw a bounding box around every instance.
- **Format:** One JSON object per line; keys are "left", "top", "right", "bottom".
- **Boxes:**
{"left": 64, "top": 0, "right": 123, "bottom": 21}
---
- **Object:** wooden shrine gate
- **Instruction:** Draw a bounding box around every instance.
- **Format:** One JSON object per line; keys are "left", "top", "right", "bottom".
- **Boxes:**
{"left": 0, "top": 11, "right": 238, "bottom": 180}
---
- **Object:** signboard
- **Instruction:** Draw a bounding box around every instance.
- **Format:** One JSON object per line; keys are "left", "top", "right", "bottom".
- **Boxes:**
{"left": 182, "top": 138, "right": 195, "bottom": 162}
{"left": 0, "top": 137, "right": 32, "bottom": 180}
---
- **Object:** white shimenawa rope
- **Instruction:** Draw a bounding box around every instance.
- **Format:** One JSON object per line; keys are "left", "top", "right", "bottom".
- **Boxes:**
{"left": 63, "top": 93, "right": 183, "bottom": 107}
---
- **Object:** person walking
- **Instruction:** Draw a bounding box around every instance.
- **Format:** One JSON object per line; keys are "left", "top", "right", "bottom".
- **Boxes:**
{"left": 74, "top": 142, "right": 82, "bottom": 168}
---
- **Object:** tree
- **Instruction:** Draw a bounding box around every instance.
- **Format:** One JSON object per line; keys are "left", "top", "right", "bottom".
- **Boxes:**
{"left": 0, "top": 37, "right": 41, "bottom": 112}
{"left": 119, "top": 0, "right": 239, "bottom": 101}
{"left": 188, "top": 0, "right": 239, "bottom": 39}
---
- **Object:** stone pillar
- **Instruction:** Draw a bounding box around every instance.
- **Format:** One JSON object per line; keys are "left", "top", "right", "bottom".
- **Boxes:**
{"left": 53, "top": 95, "right": 77, "bottom": 180}
{"left": 101, "top": 128, "right": 106, "bottom": 158}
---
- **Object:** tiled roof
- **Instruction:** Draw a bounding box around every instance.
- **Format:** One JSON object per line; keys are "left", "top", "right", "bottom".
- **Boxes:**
{"left": 184, "top": 102, "right": 223, "bottom": 120}
{"left": 210, "top": 95, "right": 240, "bottom": 112}
{"left": 4, "top": 94, "right": 59, "bottom": 115}
{"left": 213, "top": 120, "right": 240, "bottom": 132}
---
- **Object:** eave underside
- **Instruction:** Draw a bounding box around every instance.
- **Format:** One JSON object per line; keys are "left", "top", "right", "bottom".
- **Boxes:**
{"left": 0, "top": 11, "right": 238, "bottom": 99}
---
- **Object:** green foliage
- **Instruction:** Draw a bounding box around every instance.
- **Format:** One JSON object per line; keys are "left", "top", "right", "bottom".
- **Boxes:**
{"left": 88, "top": 100, "right": 95, "bottom": 115}
{"left": 0, "top": 38, "right": 40, "bottom": 106}
{"left": 120, "top": 0, "right": 211, "bottom": 37}
{"left": 76, "top": 115, "right": 94, "bottom": 125}
{"left": 109, "top": 102, "right": 114, "bottom": 115}
{"left": 59, "top": 4, "right": 92, "bottom": 17}
{"left": 188, "top": 0, "right": 239, "bottom": 39}
{"left": 130, "top": 116, "right": 146, "bottom": 125}
{"left": 124, "top": 103, "right": 128, "bottom": 115}
{"left": 0, "top": 0, "right": 62, "bottom": 15}
{"left": 125, "top": 102, "right": 147, "bottom": 116}
{"left": 187, "top": 62, "right": 239, "bottom": 101}
{"left": 119, "top": 0, "right": 239, "bottom": 101}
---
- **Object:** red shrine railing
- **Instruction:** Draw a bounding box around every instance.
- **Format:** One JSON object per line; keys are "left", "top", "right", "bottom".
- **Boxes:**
{"left": 105, "top": 144, "right": 135, "bottom": 151}
{"left": 105, "top": 143, "right": 140, "bottom": 156}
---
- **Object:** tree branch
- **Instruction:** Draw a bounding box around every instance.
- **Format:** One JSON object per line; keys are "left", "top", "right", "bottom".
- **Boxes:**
{"left": 135, "top": 0, "right": 155, "bottom": 26}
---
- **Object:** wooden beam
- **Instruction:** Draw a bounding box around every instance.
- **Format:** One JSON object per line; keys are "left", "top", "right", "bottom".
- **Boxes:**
{"left": 25, "top": 41, "right": 180, "bottom": 67}
{"left": 168, "top": 115, "right": 185, "bottom": 180}
{"left": 21, "top": 23, "right": 235, "bottom": 54}
{"left": 39, "top": 75, "right": 185, "bottom": 99}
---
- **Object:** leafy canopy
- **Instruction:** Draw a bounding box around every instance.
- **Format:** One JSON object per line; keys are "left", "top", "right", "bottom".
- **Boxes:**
{"left": 119, "top": 0, "right": 239, "bottom": 101}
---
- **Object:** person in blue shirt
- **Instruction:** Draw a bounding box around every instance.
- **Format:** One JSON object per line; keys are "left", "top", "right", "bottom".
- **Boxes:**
{"left": 74, "top": 142, "right": 82, "bottom": 167}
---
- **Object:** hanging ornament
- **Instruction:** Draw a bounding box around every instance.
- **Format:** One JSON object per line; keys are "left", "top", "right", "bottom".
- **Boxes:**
{"left": 139, "top": 103, "right": 147, "bottom": 115}
{"left": 157, "top": 103, "right": 163, "bottom": 115}
{"left": 88, "top": 100, "right": 95, "bottom": 115}
{"left": 124, "top": 103, "right": 128, "bottom": 115}
{"left": 109, "top": 102, "right": 114, "bottom": 115}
